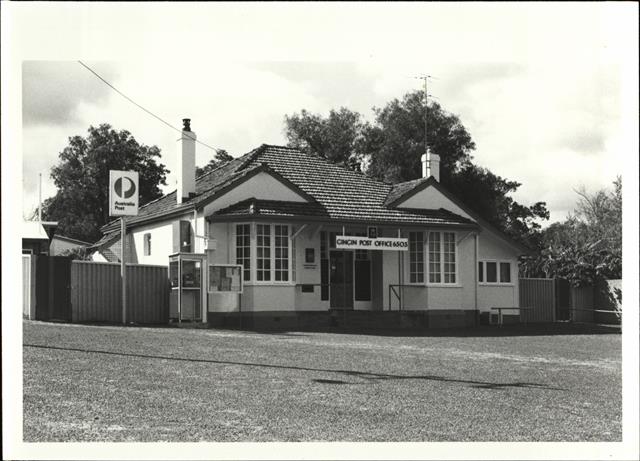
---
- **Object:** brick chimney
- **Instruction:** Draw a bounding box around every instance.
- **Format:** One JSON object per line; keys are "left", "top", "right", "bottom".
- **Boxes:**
{"left": 421, "top": 148, "right": 440, "bottom": 181}
{"left": 177, "top": 118, "right": 196, "bottom": 203}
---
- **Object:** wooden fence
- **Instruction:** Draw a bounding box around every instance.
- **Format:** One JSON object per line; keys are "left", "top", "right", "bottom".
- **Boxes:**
{"left": 71, "top": 260, "right": 170, "bottom": 324}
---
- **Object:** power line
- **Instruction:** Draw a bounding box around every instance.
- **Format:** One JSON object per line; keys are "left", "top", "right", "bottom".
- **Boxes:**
{"left": 77, "top": 61, "right": 220, "bottom": 153}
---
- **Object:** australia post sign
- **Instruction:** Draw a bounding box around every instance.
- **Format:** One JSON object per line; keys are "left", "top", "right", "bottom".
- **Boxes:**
{"left": 109, "top": 170, "right": 139, "bottom": 216}
{"left": 336, "top": 236, "right": 408, "bottom": 251}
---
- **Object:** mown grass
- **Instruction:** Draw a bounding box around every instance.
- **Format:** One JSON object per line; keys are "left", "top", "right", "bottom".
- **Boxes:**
{"left": 23, "top": 321, "right": 621, "bottom": 442}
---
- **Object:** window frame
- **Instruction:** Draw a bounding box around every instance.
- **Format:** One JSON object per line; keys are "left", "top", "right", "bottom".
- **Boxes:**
{"left": 408, "top": 231, "right": 425, "bottom": 285}
{"left": 143, "top": 232, "right": 152, "bottom": 256}
{"left": 233, "top": 222, "right": 293, "bottom": 286}
{"left": 426, "top": 231, "right": 459, "bottom": 286}
{"left": 478, "top": 260, "right": 514, "bottom": 285}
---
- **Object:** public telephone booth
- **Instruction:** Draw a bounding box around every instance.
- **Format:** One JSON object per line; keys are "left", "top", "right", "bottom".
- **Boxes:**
{"left": 169, "top": 252, "right": 206, "bottom": 322}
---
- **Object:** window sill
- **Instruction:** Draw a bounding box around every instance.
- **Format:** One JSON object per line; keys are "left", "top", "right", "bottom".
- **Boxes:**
{"left": 244, "top": 282, "right": 296, "bottom": 287}
{"left": 479, "top": 282, "right": 515, "bottom": 287}
{"left": 426, "top": 284, "right": 463, "bottom": 288}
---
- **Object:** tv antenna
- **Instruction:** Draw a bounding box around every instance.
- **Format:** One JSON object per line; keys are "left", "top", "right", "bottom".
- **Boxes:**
{"left": 414, "top": 74, "right": 437, "bottom": 153}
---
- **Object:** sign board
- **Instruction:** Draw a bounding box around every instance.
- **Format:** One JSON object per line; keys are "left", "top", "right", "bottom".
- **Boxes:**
{"left": 109, "top": 170, "right": 139, "bottom": 216}
{"left": 336, "top": 236, "right": 408, "bottom": 251}
{"left": 209, "top": 264, "right": 243, "bottom": 293}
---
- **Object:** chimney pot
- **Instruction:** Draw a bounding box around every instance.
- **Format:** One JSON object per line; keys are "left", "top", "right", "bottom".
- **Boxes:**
{"left": 177, "top": 119, "right": 196, "bottom": 203}
{"left": 422, "top": 149, "right": 440, "bottom": 181}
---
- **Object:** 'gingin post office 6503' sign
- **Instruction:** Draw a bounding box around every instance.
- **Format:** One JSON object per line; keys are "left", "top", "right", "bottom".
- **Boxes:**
{"left": 109, "top": 170, "right": 139, "bottom": 216}
{"left": 336, "top": 236, "right": 408, "bottom": 251}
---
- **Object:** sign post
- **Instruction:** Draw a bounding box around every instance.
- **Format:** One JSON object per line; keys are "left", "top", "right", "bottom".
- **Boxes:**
{"left": 109, "top": 170, "right": 139, "bottom": 325}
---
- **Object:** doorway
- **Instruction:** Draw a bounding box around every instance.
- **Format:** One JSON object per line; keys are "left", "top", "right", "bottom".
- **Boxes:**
{"left": 329, "top": 251, "right": 353, "bottom": 309}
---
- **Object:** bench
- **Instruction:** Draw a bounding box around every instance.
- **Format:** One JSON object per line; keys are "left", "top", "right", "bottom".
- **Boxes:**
{"left": 490, "top": 307, "right": 533, "bottom": 326}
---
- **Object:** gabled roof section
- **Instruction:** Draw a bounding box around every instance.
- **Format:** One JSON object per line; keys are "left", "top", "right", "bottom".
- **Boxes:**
{"left": 386, "top": 177, "right": 529, "bottom": 254}
{"left": 385, "top": 176, "right": 438, "bottom": 208}
{"left": 213, "top": 198, "right": 329, "bottom": 219}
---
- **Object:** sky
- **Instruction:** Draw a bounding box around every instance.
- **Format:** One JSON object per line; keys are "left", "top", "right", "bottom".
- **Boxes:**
{"left": 12, "top": 3, "right": 639, "bottom": 226}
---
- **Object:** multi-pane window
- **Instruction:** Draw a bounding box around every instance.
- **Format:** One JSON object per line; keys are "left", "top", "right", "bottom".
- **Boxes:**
{"left": 256, "top": 224, "right": 271, "bottom": 281}
{"left": 426, "top": 231, "right": 457, "bottom": 284}
{"left": 428, "top": 232, "right": 442, "bottom": 283}
{"left": 274, "top": 225, "right": 289, "bottom": 282}
{"left": 409, "top": 231, "right": 424, "bottom": 283}
{"left": 478, "top": 261, "right": 512, "bottom": 284}
{"left": 443, "top": 232, "right": 456, "bottom": 283}
{"left": 236, "top": 223, "right": 291, "bottom": 283}
{"left": 235, "top": 224, "right": 251, "bottom": 281}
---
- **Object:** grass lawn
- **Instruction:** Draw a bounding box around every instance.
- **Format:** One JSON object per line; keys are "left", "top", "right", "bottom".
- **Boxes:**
{"left": 23, "top": 320, "right": 621, "bottom": 442}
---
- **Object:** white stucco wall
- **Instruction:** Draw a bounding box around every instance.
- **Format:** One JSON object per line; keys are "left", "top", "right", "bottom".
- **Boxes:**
{"left": 476, "top": 229, "right": 519, "bottom": 311}
{"left": 201, "top": 172, "right": 309, "bottom": 217}
{"left": 130, "top": 219, "right": 179, "bottom": 266}
{"left": 395, "top": 186, "right": 475, "bottom": 221}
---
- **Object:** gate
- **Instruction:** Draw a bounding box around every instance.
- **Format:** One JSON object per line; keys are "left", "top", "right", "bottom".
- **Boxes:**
{"left": 35, "top": 256, "right": 72, "bottom": 321}
{"left": 519, "top": 278, "right": 555, "bottom": 323}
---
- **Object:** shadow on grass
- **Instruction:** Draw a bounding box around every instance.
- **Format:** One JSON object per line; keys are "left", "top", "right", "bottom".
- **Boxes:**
{"left": 32, "top": 320, "right": 620, "bottom": 338}
{"left": 23, "top": 343, "right": 566, "bottom": 392}
{"left": 247, "top": 323, "right": 621, "bottom": 338}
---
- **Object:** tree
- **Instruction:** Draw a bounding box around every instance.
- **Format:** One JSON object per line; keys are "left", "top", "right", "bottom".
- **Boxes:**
{"left": 520, "top": 177, "right": 621, "bottom": 285}
{"left": 196, "top": 149, "right": 234, "bottom": 177}
{"left": 284, "top": 107, "right": 368, "bottom": 170}
{"left": 42, "top": 124, "right": 169, "bottom": 243}
{"left": 284, "top": 90, "right": 549, "bottom": 246}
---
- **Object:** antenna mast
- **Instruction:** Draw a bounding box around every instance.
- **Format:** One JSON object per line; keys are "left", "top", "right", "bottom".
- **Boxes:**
{"left": 414, "top": 74, "right": 436, "bottom": 153}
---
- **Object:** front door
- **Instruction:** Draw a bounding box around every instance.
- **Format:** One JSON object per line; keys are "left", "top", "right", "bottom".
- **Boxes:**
{"left": 330, "top": 251, "right": 353, "bottom": 309}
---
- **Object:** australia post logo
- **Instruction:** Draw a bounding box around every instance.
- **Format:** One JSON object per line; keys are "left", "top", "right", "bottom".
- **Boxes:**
{"left": 109, "top": 170, "right": 139, "bottom": 217}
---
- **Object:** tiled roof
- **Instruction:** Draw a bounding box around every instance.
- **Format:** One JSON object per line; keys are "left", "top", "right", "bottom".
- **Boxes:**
{"left": 235, "top": 145, "right": 475, "bottom": 226}
{"left": 213, "top": 198, "right": 474, "bottom": 226}
{"left": 97, "top": 144, "right": 478, "bottom": 246}
{"left": 214, "top": 199, "right": 330, "bottom": 218}
{"left": 384, "top": 177, "right": 429, "bottom": 206}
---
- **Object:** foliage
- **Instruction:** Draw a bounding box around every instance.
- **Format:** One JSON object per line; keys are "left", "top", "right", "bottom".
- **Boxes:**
{"left": 284, "top": 107, "right": 370, "bottom": 171}
{"left": 520, "top": 177, "right": 622, "bottom": 286}
{"left": 59, "top": 246, "right": 94, "bottom": 261}
{"left": 284, "top": 90, "right": 549, "bottom": 246}
{"left": 42, "top": 124, "right": 169, "bottom": 243}
{"left": 196, "top": 149, "right": 234, "bottom": 177}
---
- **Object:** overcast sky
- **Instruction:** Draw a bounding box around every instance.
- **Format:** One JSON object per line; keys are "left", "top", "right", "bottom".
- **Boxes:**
{"left": 13, "top": 3, "right": 638, "bottom": 226}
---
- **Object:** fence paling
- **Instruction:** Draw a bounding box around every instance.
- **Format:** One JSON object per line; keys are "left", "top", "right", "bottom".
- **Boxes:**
{"left": 519, "top": 278, "right": 555, "bottom": 323}
{"left": 71, "top": 261, "right": 169, "bottom": 323}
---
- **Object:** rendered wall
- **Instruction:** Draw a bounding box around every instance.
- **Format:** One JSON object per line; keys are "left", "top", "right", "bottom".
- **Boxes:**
{"left": 395, "top": 186, "right": 474, "bottom": 220}
{"left": 476, "top": 229, "right": 519, "bottom": 311}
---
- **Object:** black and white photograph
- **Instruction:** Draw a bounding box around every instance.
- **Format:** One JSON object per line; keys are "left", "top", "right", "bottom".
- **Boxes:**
{"left": 2, "top": 2, "right": 639, "bottom": 460}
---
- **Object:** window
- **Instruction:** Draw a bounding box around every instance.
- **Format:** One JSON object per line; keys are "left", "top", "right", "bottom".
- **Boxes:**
{"left": 144, "top": 233, "right": 151, "bottom": 256}
{"left": 478, "top": 261, "right": 512, "bottom": 284}
{"left": 409, "top": 231, "right": 424, "bottom": 283}
{"left": 500, "top": 262, "right": 511, "bottom": 283}
{"left": 443, "top": 232, "right": 456, "bottom": 283}
{"left": 256, "top": 224, "right": 271, "bottom": 281}
{"left": 236, "top": 224, "right": 251, "bottom": 282}
{"left": 428, "top": 232, "right": 441, "bottom": 283}
{"left": 274, "top": 225, "right": 289, "bottom": 281}
{"left": 236, "top": 223, "right": 292, "bottom": 283}
{"left": 486, "top": 262, "right": 497, "bottom": 282}
{"left": 427, "top": 231, "right": 457, "bottom": 284}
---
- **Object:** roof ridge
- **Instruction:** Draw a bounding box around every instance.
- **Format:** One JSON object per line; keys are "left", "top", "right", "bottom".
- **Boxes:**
{"left": 194, "top": 157, "right": 236, "bottom": 181}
